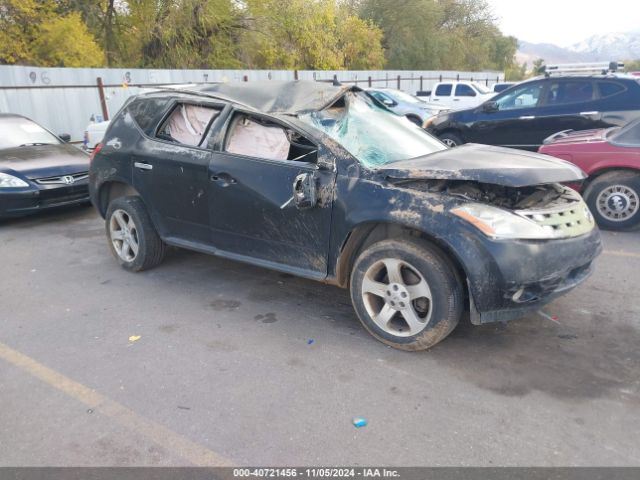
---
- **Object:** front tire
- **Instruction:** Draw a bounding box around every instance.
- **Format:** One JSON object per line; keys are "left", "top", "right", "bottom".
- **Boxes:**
{"left": 105, "top": 196, "right": 167, "bottom": 271}
{"left": 584, "top": 171, "right": 640, "bottom": 230}
{"left": 438, "top": 132, "right": 463, "bottom": 147}
{"left": 350, "top": 238, "right": 463, "bottom": 351}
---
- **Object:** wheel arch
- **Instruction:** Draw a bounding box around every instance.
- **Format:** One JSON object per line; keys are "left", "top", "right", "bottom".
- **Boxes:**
{"left": 97, "top": 181, "right": 143, "bottom": 217}
{"left": 582, "top": 167, "right": 640, "bottom": 193}
{"left": 437, "top": 128, "right": 465, "bottom": 143}
{"left": 334, "top": 222, "right": 469, "bottom": 293}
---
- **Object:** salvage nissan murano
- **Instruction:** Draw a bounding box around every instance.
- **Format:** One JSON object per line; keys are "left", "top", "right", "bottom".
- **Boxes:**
{"left": 89, "top": 81, "right": 602, "bottom": 350}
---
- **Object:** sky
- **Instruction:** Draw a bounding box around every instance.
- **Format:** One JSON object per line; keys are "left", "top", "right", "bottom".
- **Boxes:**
{"left": 486, "top": 0, "right": 639, "bottom": 46}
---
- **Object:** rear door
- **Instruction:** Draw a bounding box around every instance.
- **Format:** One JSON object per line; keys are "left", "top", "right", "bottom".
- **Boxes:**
{"left": 534, "top": 79, "right": 599, "bottom": 145}
{"left": 594, "top": 79, "right": 640, "bottom": 127}
{"left": 207, "top": 110, "right": 336, "bottom": 278}
{"left": 132, "top": 101, "right": 226, "bottom": 244}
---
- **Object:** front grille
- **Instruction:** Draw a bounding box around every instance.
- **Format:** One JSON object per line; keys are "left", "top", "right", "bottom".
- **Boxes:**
{"left": 38, "top": 184, "right": 89, "bottom": 206}
{"left": 516, "top": 200, "right": 595, "bottom": 238}
{"left": 35, "top": 172, "right": 88, "bottom": 185}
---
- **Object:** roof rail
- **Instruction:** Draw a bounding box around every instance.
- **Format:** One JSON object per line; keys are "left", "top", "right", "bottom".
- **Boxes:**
{"left": 542, "top": 61, "right": 624, "bottom": 77}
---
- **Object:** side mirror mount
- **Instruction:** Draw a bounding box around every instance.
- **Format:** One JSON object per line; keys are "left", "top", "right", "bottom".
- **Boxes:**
{"left": 482, "top": 101, "right": 498, "bottom": 113}
{"left": 293, "top": 172, "right": 317, "bottom": 210}
{"left": 59, "top": 133, "right": 71, "bottom": 142}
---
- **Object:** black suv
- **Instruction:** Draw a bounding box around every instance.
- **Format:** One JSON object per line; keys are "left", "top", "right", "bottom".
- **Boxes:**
{"left": 89, "top": 81, "right": 601, "bottom": 351}
{"left": 426, "top": 73, "right": 640, "bottom": 150}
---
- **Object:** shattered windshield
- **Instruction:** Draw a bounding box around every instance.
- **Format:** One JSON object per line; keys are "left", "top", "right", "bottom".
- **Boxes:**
{"left": 299, "top": 92, "right": 446, "bottom": 167}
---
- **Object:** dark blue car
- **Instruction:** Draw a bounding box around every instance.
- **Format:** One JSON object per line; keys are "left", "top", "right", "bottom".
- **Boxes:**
{"left": 0, "top": 114, "right": 89, "bottom": 218}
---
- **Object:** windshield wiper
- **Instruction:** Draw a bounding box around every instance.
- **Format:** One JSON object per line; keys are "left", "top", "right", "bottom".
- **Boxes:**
{"left": 18, "top": 142, "right": 54, "bottom": 147}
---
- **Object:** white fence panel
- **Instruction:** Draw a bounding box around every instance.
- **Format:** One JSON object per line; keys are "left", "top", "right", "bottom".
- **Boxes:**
{"left": 0, "top": 66, "right": 503, "bottom": 142}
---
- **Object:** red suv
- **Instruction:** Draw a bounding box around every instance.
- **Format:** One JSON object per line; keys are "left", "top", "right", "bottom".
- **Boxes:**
{"left": 539, "top": 118, "right": 640, "bottom": 230}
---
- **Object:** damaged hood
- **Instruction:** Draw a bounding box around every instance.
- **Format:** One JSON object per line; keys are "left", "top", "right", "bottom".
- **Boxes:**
{"left": 379, "top": 143, "right": 586, "bottom": 187}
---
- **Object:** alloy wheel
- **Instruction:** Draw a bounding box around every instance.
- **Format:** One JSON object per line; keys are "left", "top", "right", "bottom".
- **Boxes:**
{"left": 361, "top": 258, "right": 433, "bottom": 337}
{"left": 109, "top": 209, "right": 140, "bottom": 262}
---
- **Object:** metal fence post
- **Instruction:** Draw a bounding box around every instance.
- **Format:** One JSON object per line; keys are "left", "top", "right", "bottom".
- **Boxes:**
{"left": 420, "top": 76, "right": 423, "bottom": 91}
{"left": 96, "top": 77, "right": 109, "bottom": 121}
{"left": 397, "top": 75, "right": 401, "bottom": 89}
{"left": 368, "top": 76, "right": 372, "bottom": 87}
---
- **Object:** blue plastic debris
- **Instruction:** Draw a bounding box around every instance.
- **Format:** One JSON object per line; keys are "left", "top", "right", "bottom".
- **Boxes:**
{"left": 352, "top": 416, "right": 367, "bottom": 428}
{"left": 307, "top": 339, "right": 315, "bottom": 345}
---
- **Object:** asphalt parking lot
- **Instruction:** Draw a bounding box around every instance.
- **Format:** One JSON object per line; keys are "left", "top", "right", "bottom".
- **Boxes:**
{"left": 1, "top": 205, "right": 639, "bottom": 466}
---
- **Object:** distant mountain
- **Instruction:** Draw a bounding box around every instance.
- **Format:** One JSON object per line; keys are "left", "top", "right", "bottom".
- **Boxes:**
{"left": 516, "top": 31, "right": 640, "bottom": 66}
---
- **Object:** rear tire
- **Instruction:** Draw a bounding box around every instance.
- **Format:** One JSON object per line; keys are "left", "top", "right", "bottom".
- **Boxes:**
{"left": 105, "top": 196, "right": 167, "bottom": 271}
{"left": 349, "top": 238, "right": 463, "bottom": 351}
{"left": 439, "top": 132, "right": 463, "bottom": 147}
{"left": 584, "top": 171, "right": 640, "bottom": 230}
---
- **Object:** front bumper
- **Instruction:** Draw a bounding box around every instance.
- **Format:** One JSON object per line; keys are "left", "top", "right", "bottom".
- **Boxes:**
{"left": 0, "top": 181, "right": 90, "bottom": 218}
{"left": 459, "top": 227, "right": 602, "bottom": 325}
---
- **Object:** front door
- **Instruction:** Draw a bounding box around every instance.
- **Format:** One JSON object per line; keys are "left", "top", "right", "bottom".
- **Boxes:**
{"left": 469, "top": 80, "right": 546, "bottom": 149}
{"left": 208, "top": 112, "right": 335, "bottom": 278}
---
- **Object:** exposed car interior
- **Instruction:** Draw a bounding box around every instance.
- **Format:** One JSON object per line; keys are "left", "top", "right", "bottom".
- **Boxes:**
{"left": 157, "top": 104, "right": 221, "bottom": 146}
{"left": 225, "top": 114, "right": 318, "bottom": 163}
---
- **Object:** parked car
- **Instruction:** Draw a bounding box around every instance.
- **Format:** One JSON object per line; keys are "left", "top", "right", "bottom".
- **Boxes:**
{"left": 492, "top": 82, "right": 515, "bottom": 93}
{"left": 0, "top": 114, "right": 90, "bottom": 218}
{"left": 84, "top": 120, "right": 110, "bottom": 151}
{"left": 539, "top": 118, "right": 640, "bottom": 230}
{"left": 425, "top": 71, "right": 640, "bottom": 149}
{"left": 89, "top": 81, "right": 601, "bottom": 351}
{"left": 422, "top": 81, "right": 495, "bottom": 110}
{"left": 365, "top": 88, "right": 449, "bottom": 125}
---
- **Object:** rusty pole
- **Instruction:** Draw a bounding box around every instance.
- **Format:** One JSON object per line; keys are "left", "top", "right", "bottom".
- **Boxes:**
{"left": 96, "top": 77, "right": 109, "bottom": 121}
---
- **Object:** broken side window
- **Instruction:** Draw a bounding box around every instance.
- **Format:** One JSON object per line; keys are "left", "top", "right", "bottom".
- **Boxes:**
{"left": 157, "top": 104, "right": 221, "bottom": 147}
{"left": 225, "top": 114, "right": 318, "bottom": 163}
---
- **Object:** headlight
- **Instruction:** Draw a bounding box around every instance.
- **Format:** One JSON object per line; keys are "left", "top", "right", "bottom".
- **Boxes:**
{"left": 452, "top": 203, "right": 557, "bottom": 240}
{"left": 0, "top": 172, "right": 29, "bottom": 188}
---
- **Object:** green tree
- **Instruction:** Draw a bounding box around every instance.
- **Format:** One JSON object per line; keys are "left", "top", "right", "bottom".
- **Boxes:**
{"left": 0, "top": 0, "right": 105, "bottom": 66}
{"left": 33, "top": 12, "right": 105, "bottom": 67}
{"left": 118, "top": 0, "right": 244, "bottom": 68}
{"left": 359, "top": 0, "right": 517, "bottom": 72}
{"left": 240, "top": 0, "right": 384, "bottom": 69}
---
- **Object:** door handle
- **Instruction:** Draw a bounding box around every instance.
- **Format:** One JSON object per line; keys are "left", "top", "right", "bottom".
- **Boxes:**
{"left": 580, "top": 111, "right": 599, "bottom": 116}
{"left": 519, "top": 116, "right": 535, "bottom": 120}
{"left": 134, "top": 162, "right": 153, "bottom": 171}
{"left": 453, "top": 98, "right": 460, "bottom": 101}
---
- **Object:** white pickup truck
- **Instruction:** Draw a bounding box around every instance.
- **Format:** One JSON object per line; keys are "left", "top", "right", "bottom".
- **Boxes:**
{"left": 423, "top": 81, "right": 496, "bottom": 110}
